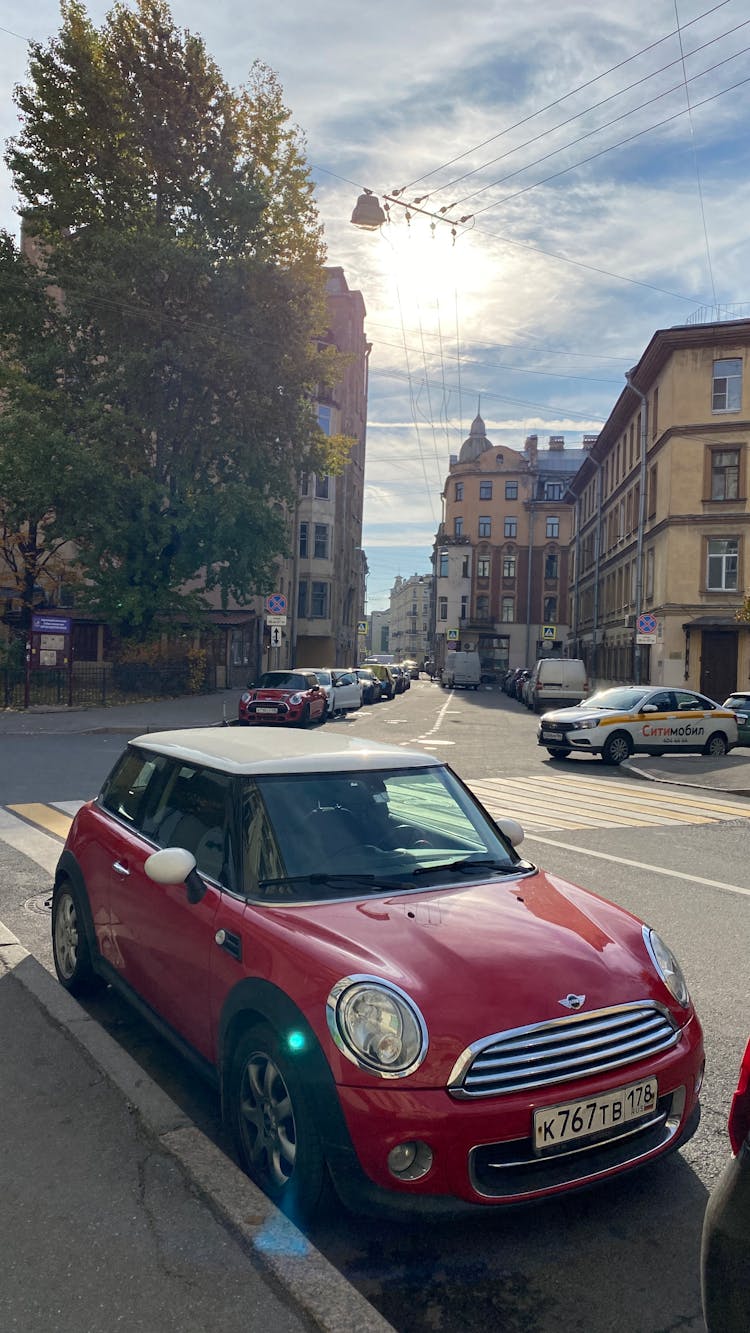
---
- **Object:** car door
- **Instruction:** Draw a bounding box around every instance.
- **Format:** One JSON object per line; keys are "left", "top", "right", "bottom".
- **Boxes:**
{"left": 636, "top": 690, "right": 677, "bottom": 750}
{"left": 332, "top": 671, "right": 361, "bottom": 712}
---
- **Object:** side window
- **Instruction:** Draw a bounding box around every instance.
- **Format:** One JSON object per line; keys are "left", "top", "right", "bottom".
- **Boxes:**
{"left": 674, "top": 691, "right": 706, "bottom": 711}
{"left": 143, "top": 764, "right": 234, "bottom": 888}
{"left": 645, "top": 692, "right": 675, "bottom": 711}
{"left": 240, "top": 783, "right": 287, "bottom": 894}
{"left": 99, "top": 748, "right": 163, "bottom": 827}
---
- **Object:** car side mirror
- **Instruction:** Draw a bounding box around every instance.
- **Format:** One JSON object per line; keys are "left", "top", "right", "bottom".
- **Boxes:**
{"left": 497, "top": 817, "right": 524, "bottom": 847}
{"left": 641, "top": 704, "right": 658, "bottom": 713}
{"left": 145, "top": 847, "right": 207, "bottom": 904}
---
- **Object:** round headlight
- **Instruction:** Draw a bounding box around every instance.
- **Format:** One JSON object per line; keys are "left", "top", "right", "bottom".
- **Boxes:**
{"left": 289, "top": 692, "right": 304, "bottom": 704}
{"left": 643, "top": 926, "right": 690, "bottom": 1007}
{"left": 240, "top": 692, "right": 251, "bottom": 703}
{"left": 327, "top": 976, "right": 428, "bottom": 1077}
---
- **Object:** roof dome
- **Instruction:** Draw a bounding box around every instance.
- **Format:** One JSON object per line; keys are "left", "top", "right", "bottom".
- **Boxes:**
{"left": 458, "top": 413, "right": 493, "bottom": 463}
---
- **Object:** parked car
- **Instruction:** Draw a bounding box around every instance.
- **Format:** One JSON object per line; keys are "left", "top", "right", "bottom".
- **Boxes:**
{"left": 723, "top": 692, "right": 750, "bottom": 745}
{"left": 365, "top": 662, "right": 396, "bottom": 699}
{"left": 512, "top": 669, "right": 531, "bottom": 701}
{"left": 391, "top": 666, "right": 408, "bottom": 694}
{"left": 52, "top": 727, "right": 704, "bottom": 1220}
{"left": 701, "top": 1033, "right": 750, "bottom": 1332}
{"left": 528, "top": 658, "right": 589, "bottom": 713}
{"left": 402, "top": 660, "right": 420, "bottom": 680}
{"left": 441, "top": 651, "right": 481, "bottom": 690}
{"left": 309, "top": 668, "right": 362, "bottom": 717}
{"left": 238, "top": 671, "right": 327, "bottom": 727}
{"left": 396, "top": 665, "right": 412, "bottom": 689}
{"left": 538, "top": 685, "right": 738, "bottom": 764}
{"left": 354, "top": 668, "right": 382, "bottom": 705}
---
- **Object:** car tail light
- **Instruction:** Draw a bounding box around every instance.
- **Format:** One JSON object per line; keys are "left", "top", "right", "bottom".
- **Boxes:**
{"left": 728, "top": 1034, "right": 750, "bottom": 1154}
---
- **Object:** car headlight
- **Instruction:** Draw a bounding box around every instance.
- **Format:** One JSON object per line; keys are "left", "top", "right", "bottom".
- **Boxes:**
{"left": 326, "top": 976, "right": 428, "bottom": 1077}
{"left": 289, "top": 692, "right": 304, "bottom": 704}
{"left": 643, "top": 927, "right": 690, "bottom": 1007}
{"left": 240, "top": 692, "right": 251, "bottom": 703}
{"left": 563, "top": 718, "right": 596, "bottom": 730}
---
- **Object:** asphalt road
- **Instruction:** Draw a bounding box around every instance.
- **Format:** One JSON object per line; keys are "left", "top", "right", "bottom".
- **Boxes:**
{"left": 2, "top": 679, "right": 749, "bottom": 1333}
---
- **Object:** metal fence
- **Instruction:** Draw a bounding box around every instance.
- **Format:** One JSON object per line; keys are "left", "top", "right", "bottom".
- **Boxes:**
{"left": 1, "top": 660, "right": 218, "bottom": 710}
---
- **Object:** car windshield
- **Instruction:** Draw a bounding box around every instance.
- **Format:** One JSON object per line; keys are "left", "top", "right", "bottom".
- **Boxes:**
{"left": 256, "top": 672, "right": 309, "bottom": 690}
{"left": 311, "top": 670, "right": 332, "bottom": 686}
{"left": 579, "top": 687, "right": 647, "bottom": 711}
{"left": 247, "top": 765, "right": 524, "bottom": 903}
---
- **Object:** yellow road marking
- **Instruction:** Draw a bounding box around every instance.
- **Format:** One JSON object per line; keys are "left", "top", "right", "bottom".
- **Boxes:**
{"left": 8, "top": 803, "right": 74, "bottom": 840}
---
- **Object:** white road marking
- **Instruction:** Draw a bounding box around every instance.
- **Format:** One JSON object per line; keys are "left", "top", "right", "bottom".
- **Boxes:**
{"left": 525, "top": 833, "right": 750, "bottom": 901}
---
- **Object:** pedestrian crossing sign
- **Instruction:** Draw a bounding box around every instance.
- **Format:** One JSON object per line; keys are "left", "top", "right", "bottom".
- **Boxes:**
{"left": 542, "top": 625, "right": 556, "bottom": 640}
{"left": 447, "top": 628, "right": 459, "bottom": 641}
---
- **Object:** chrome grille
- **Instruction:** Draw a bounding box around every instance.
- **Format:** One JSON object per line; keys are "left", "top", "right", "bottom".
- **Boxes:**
{"left": 448, "top": 1003, "right": 679, "bottom": 1098}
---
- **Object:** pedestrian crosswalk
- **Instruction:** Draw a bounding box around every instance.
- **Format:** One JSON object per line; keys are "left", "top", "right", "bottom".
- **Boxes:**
{"left": 467, "top": 774, "right": 750, "bottom": 833}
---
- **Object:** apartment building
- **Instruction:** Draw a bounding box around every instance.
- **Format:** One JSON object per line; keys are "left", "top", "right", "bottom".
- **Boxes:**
{"left": 433, "top": 415, "right": 588, "bottom": 678}
{"left": 388, "top": 573, "right": 432, "bottom": 664}
{"left": 568, "top": 318, "right": 750, "bottom": 699}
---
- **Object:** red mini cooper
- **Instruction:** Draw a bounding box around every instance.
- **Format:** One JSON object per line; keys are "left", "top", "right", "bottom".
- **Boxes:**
{"left": 238, "top": 670, "right": 327, "bottom": 726}
{"left": 52, "top": 729, "right": 704, "bottom": 1221}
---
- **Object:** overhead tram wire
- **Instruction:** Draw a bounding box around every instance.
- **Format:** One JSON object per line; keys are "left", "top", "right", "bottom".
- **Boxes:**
{"left": 390, "top": 0, "right": 736, "bottom": 197}
{"left": 674, "top": 0, "right": 719, "bottom": 312}
{"left": 364, "top": 319, "right": 640, "bottom": 363}
{"left": 444, "top": 45, "right": 750, "bottom": 215}
{"left": 414, "top": 19, "right": 750, "bottom": 211}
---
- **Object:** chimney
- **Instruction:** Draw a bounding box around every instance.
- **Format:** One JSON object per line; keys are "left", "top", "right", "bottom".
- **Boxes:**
{"left": 548, "top": 435, "right": 565, "bottom": 451}
{"left": 524, "top": 434, "right": 538, "bottom": 465}
{"left": 582, "top": 434, "right": 598, "bottom": 451}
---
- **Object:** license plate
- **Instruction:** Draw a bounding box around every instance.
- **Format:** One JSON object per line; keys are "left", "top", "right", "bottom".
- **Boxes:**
{"left": 533, "top": 1077, "right": 658, "bottom": 1152}
{"left": 255, "top": 706, "right": 278, "bottom": 715}
{"left": 541, "top": 729, "right": 561, "bottom": 740}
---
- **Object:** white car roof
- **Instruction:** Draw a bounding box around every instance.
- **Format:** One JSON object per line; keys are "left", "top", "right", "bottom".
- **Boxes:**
{"left": 130, "top": 727, "right": 442, "bottom": 776}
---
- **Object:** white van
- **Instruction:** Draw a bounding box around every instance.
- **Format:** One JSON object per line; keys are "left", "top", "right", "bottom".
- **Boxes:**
{"left": 529, "top": 658, "right": 589, "bottom": 713}
{"left": 441, "top": 651, "right": 481, "bottom": 690}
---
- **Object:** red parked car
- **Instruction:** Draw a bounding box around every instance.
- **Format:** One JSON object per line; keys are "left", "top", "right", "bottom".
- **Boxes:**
{"left": 51, "top": 729, "right": 704, "bottom": 1221}
{"left": 238, "top": 670, "right": 326, "bottom": 726}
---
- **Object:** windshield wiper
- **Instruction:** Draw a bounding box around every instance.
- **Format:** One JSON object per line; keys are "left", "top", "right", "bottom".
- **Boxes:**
{"left": 410, "top": 857, "right": 521, "bottom": 877}
{"left": 257, "top": 872, "right": 413, "bottom": 893}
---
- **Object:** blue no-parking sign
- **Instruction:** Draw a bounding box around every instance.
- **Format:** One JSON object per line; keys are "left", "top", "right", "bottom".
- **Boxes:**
{"left": 265, "top": 593, "right": 287, "bottom": 615}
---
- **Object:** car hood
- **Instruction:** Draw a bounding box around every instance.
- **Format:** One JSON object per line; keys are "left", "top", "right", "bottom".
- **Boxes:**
{"left": 253, "top": 871, "right": 675, "bottom": 1078}
{"left": 540, "top": 704, "right": 623, "bottom": 723}
{"left": 251, "top": 687, "right": 305, "bottom": 699}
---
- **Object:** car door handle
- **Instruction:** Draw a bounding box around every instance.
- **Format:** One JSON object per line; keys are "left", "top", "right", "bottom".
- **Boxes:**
{"left": 112, "top": 860, "right": 130, "bottom": 877}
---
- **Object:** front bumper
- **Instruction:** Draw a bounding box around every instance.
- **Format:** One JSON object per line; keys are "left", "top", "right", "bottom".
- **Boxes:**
{"left": 330, "top": 1020, "right": 703, "bottom": 1209}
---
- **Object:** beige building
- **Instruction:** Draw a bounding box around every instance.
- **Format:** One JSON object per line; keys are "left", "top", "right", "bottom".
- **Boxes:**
{"left": 568, "top": 318, "right": 750, "bottom": 699}
{"left": 388, "top": 573, "right": 432, "bottom": 665}
{"left": 433, "top": 416, "right": 588, "bottom": 678}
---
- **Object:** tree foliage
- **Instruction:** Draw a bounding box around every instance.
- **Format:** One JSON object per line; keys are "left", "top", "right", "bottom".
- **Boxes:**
{"left": 3, "top": 0, "right": 348, "bottom": 639}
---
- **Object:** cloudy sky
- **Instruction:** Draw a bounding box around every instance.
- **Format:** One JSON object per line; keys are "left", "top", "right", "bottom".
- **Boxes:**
{"left": 2, "top": 1, "right": 750, "bottom": 609}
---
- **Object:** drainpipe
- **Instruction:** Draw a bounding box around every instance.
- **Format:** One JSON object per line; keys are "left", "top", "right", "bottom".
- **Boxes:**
{"left": 625, "top": 372, "right": 648, "bottom": 686}
{"left": 525, "top": 504, "right": 535, "bottom": 666}
{"left": 572, "top": 494, "right": 581, "bottom": 652}
{"left": 592, "top": 459, "right": 603, "bottom": 683}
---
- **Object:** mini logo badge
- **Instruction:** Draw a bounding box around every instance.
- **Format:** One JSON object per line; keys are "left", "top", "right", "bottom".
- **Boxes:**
{"left": 559, "top": 994, "right": 586, "bottom": 1010}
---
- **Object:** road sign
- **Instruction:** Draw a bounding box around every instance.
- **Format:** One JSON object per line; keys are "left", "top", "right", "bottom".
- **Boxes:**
{"left": 542, "top": 625, "right": 556, "bottom": 640}
{"left": 266, "top": 614, "right": 286, "bottom": 627}
{"left": 446, "top": 628, "right": 459, "bottom": 641}
{"left": 357, "top": 621, "right": 367, "bottom": 635}
{"left": 265, "top": 593, "right": 287, "bottom": 615}
{"left": 270, "top": 625, "right": 282, "bottom": 648}
{"left": 637, "top": 613, "right": 657, "bottom": 634}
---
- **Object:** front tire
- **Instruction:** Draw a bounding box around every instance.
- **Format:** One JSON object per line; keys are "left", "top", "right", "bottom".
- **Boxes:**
{"left": 703, "top": 732, "right": 728, "bottom": 758}
{"left": 51, "top": 880, "right": 103, "bottom": 996}
{"left": 546, "top": 747, "right": 571, "bottom": 759}
{"left": 601, "top": 732, "right": 632, "bottom": 766}
{"left": 228, "top": 1022, "right": 328, "bottom": 1222}
{"left": 298, "top": 702, "right": 311, "bottom": 728}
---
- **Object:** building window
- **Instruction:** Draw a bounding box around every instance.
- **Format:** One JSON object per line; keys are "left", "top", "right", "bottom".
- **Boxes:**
{"left": 712, "top": 358, "right": 742, "bottom": 412}
{"left": 455, "top": 481, "right": 464, "bottom": 501}
{"left": 311, "top": 581, "right": 329, "bottom": 617}
{"left": 501, "top": 597, "right": 514, "bottom": 622}
{"left": 299, "top": 473, "right": 309, "bottom": 496}
{"left": 544, "top": 482, "right": 563, "bottom": 500}
{"left": 317, "top": 404, "right": 332, "bottom": 434}
{"left": 545, "top": 553, "right": 558, "bottom": 580}
{"left": 297, "top": 581, "right": 308, "bottom": 617}
{"left": 504, "top": 517, "right": 517, "bottom": 538}
{"left": 543, "top": 596, "right": 557, "bottom": 622}
{"left": 438, "top": 597, "right": 448, "bottom": 621}
{"left": 476, "top": 595, "right": 489, "bottom": 619}
{"left": 479, "top": 481, "right": 492, "bottom": 500}
{"left": 647, "top": 464, "right": 657, "bottom": 518}
{"left": 299, "top": 522, "right": 308, "bottom": 558}
{"left": 439, "top": 551, "right": 449, "bottom": 577}
{"left": 646, "top": 548, "right": 654, "bottom": 599}
{"left": 545, "top": 516, "right": 559, "bottom": 538}
{"left": 505, "top": 481, "right": 518, "bottom": 500}
{"left": 477, "top": 558, "right": 490, "bottom": 578}
{"left": 503, "top": 556, "right": 516, "bottom": 578}
{"left": 315, "top": 474, "right": 329, "bottom": 499}
{"left": 461, "top": 556, "right": 470, "bottom": 577}
{"left": 478, "top": 516, "right": 491, "bottom": 538}
{"left": 313, "top": 524, "right": 328, "bottom": 559}
{"left": 706, "top": 538, "right": 738, "bottom": 590}
{"left": 711, "top": 448, "right": 740, "bottom": 500}
{"left": 454, "top": 517, "right": 463, "bottom": 537}
{"left": 460, "top": 594, "right": 468, "bottom": 620}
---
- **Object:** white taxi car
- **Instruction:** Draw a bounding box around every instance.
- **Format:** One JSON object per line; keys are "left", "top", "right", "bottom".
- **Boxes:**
{"left": 538, "top": 685, "right": 738, "bottom": 765}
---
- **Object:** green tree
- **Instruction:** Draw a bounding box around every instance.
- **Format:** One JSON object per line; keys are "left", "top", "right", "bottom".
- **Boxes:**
{"left": 4, "top": 0, "right": 348, "bottom": 640}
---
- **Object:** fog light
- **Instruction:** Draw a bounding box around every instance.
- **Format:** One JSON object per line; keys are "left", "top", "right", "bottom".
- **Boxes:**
{"left": 387, "top": 1140, "right": 433, "bottom": 1181}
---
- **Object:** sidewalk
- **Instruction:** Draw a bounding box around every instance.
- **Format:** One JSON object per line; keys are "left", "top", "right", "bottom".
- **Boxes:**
{"left": 0, "top": 689, "right": 239, "bottom": 736}
{"left": 0, "top": 925, "right": 394, "bottom": 1333}
{"left": 623, "top": 751, "right": 750, "bottom": 797}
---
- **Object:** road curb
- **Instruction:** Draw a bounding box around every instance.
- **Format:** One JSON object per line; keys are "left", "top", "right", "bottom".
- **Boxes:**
{"left": 0, "top": 924, "right": 395, "bottom": 1333}
{"left": 621, "top": 762, "right": 750, "bottom": 798}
